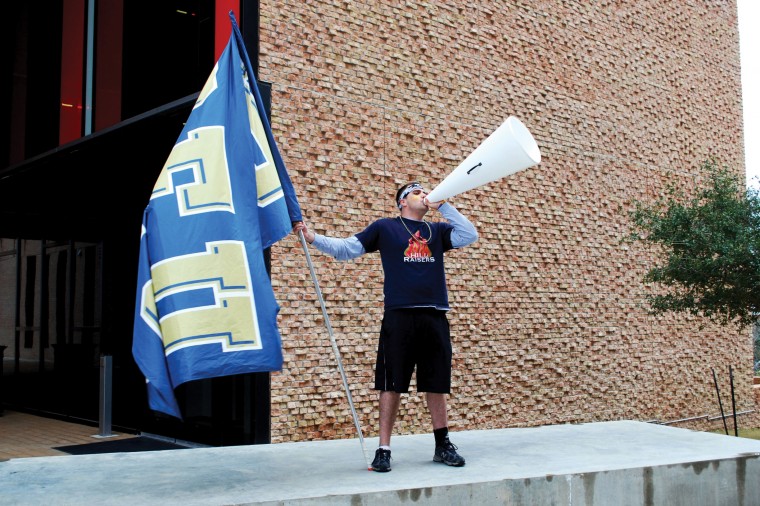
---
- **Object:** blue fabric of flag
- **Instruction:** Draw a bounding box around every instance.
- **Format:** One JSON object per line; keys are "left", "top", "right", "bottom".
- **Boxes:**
{"left": 132, "top": 17, "right": 302, "bottom": 419}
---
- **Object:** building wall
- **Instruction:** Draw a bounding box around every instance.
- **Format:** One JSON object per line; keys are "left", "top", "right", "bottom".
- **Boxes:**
{"left": 257, "top": 1, "right": 754, "bottom": 443}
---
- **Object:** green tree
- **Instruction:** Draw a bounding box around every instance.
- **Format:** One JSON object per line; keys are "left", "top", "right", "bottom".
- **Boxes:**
{"left": 628, "top": 159, "right": 760, "bottom": 327}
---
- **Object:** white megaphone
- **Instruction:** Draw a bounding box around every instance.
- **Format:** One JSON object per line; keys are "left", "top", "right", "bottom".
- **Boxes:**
{"left": 426, "top": 116, "right": 541, "bottom": 202}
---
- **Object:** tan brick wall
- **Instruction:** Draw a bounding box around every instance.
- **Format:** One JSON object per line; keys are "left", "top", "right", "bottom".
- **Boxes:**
{"left": 258, "top": 1, "right": 756, "bottom": 443}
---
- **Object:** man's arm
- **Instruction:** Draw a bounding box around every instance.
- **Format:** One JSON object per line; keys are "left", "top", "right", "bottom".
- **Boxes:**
{"left": 437, "top": 202, "right": 478, "bottom": 248}
{"left": 293, "top": 222, "right": 365, "bottom": 261}
{"left": 311, "top": 234, "right": 365, "bottom": 261}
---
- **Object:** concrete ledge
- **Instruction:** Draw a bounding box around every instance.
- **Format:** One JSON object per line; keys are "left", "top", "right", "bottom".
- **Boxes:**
{"left": 1, "top": 421, "right": 759, "bottom": 505}
{"left": 257, "top": 456, "right": 760, "bottom": 505}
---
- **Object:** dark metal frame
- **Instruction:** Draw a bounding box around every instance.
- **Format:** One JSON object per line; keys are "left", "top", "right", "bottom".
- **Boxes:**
{"left": 0, "top": 0, "right": 273, "bottom": 446}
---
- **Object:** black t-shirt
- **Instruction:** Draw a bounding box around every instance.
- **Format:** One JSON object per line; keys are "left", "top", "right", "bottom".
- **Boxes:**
{"left": 355, "top": 217, "right": 454, "bottom": 310}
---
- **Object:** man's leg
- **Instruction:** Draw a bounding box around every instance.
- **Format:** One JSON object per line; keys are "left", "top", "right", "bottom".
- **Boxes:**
{"left": 427, "top": 392, "right": 465, "bottom": 467}
{"left": 379, "top": 390, "right": 401, "bottom": 446}
{"left": 370, "top": 391, "right": 400, "bottom": 472}
{"left": 426, "top": 392, "right": 448, "bottom": 429}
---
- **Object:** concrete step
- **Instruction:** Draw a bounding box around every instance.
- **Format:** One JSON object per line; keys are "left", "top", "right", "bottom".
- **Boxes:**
{"left": 1, "top": 420, "right": 759, "bottom": 505}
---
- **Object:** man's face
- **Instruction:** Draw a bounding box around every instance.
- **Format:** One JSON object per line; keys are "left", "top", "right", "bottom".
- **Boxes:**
{"left": 401, "top": 186, "right": 429, "bottom": 210}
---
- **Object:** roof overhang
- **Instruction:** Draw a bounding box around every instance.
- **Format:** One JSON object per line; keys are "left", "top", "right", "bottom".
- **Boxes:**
{"left": 0, "top": 95, "right": 196, "bottom": 241}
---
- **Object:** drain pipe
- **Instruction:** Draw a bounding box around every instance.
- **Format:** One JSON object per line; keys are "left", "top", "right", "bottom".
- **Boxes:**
{"left": 729, "top": 365, "right": 739, "bottom": 436}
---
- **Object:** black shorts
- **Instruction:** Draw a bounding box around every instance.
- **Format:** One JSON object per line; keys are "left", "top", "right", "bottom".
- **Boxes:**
{"left": 374, "top": 308, "right": 452, "bottom": 393}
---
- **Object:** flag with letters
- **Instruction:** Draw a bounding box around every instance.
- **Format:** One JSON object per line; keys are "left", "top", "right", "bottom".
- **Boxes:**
{"left": 132, "top": 15, "right": 302, "bottom": 419}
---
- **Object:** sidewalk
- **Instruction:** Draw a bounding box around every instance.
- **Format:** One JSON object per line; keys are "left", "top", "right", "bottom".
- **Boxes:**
{"left": 0, "top": 410, "right": 138, "bottom": 460}
{"left": 2, "top": 419, "right": 760, "bottom": 505}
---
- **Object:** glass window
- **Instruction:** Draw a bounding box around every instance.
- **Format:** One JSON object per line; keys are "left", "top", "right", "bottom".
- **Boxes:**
{"left": 3, "top": 0, "right": 216, "bottom": 166}
{"left": 121, "top": 0, "right": 215, "bottom": 119}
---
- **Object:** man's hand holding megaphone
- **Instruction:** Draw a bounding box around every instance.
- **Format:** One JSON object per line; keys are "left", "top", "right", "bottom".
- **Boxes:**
{"left": 423, "top": 196, "right": 445, "bottom": 210}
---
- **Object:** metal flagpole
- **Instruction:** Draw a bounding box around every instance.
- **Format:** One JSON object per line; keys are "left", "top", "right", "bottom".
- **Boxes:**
{"left": 298, "top": 230, "right": 372, "bottom": 470}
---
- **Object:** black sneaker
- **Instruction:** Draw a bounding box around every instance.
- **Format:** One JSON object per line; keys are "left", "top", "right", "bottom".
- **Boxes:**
{"left": 371, "top": 448, "right": 392, "bottom": 472}
{"left": 433, "top": 437, "right": 465, "bottom": 467}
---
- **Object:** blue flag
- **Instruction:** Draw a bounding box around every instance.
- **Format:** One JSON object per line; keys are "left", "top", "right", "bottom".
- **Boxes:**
{"left": 132, "top": 15, "right": 302, "bottom": 419}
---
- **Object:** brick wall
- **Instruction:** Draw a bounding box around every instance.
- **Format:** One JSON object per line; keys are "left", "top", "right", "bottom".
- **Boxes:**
{"left": 257, "top": 1, "right": 755, "bottom": 443}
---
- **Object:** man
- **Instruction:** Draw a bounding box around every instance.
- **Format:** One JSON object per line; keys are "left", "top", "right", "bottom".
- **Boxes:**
{"left": 293, "top": 181, "right": 478, "bottom": 472}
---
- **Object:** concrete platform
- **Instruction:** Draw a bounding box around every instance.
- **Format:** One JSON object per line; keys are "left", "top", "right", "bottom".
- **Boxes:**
{"left": 1, "top": 420, "right": 759, "bottom": 505}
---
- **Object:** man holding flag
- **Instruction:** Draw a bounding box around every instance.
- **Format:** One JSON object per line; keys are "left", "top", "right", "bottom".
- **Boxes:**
{"left": 132, "top": 14, "right": 301, "bottom": 420}
{"left": 294, "top": 182, "right": 478, "bottom": 472}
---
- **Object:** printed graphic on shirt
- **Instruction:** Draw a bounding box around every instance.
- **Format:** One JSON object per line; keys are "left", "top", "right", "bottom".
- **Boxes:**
{"left": 403, "top": 231, "right": 435, "bottom": 262}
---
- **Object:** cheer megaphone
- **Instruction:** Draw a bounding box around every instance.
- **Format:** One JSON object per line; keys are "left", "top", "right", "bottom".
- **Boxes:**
{"left": 426, "top": 116, "right": 541, "bottom": 202}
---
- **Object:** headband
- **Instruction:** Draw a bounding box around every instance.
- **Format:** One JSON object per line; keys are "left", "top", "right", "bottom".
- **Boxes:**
{"left": 397, "top": 183, "right": 424, "bottom": 209}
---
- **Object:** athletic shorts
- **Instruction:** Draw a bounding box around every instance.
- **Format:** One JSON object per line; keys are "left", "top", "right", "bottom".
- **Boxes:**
{"left": 374, "top": 308, "right": 452, "bottom": 393}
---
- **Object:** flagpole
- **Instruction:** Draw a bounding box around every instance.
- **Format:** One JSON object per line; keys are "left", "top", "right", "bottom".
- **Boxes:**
{"left": 298, "top": 230, "right": 372, "bottom": 471}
